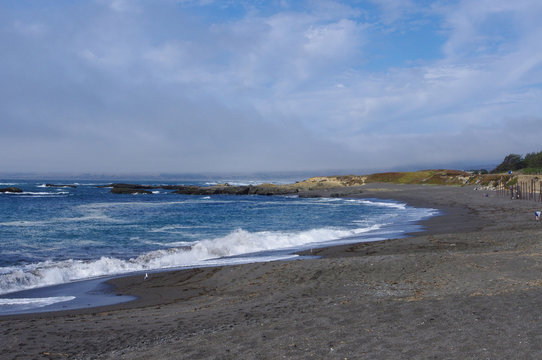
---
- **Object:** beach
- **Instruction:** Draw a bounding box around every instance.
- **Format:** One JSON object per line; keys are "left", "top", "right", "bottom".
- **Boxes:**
{"left": 3, "top": 183, "right": 542, "bottom": 359}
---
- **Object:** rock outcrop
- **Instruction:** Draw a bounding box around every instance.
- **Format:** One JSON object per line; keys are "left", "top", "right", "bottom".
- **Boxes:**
{"left": 104, "top": 183, "right": 303, "bottom": 196}
{"left": 110, "top": 187, "right": 153, "bottom": 195}
{"left": 0, "top": 187, "right": 23, "bottom": 193}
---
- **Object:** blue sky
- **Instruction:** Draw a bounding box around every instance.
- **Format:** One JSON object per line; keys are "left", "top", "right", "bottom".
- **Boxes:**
{"left": 1, "top": 0, "right": 542, "bottom": 175}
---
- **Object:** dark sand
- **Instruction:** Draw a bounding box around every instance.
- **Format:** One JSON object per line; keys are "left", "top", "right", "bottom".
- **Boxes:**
{"left": 3, "top": 184, "right": 542, "bottom": 359}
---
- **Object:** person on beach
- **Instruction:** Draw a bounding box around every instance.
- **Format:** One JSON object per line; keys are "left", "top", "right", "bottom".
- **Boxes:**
{"left": 535, "top": 211, "right": 541, "bottom": 221}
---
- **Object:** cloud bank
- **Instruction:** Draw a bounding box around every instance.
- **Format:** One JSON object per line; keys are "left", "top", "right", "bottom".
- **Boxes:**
{"left": 1, "top": 0, "right": 542, "bottom": 174}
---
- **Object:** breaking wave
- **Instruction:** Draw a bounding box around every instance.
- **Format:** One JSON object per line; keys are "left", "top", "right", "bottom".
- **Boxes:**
{"left": 0, "top": 225, "right": 380, "bottom": 295}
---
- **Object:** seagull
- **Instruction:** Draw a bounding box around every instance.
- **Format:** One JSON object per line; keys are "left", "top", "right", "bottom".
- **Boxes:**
{"left": 144, "top": 273, "right": 148, "bottom": 280}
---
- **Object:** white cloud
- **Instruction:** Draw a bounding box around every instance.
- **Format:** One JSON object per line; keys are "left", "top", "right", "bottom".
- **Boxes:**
{"left": 303, "top": 19, "right": 362, "bottom": 58}
{"left": 2, "top": 0, "right": 542, "bottom": 174}
{"left": 441, "top": 0, "right": 542, "bottom": 59}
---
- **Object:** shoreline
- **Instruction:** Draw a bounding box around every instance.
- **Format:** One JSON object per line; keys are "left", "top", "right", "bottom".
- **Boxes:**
{"left": 0, "top": 188, "right": 430, "bottom": 317}
{"left": 3, "top": 183, "right": 542, "bottom": 358}
{"left": 0, "top": 186, "right": 433, "bottom": 318}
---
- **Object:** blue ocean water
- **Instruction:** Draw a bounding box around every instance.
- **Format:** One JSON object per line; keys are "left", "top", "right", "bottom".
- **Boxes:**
{"left": 0, "top": 178, "right": 437, "bottom": 313}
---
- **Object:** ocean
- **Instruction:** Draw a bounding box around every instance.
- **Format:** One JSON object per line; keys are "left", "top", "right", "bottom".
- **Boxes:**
{"left": 0, "top": 178, "right": 437, "bottom": 314}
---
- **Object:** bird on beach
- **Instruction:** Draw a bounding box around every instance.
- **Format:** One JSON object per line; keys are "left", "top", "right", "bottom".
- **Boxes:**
{"left": 144, "top": 273, "right": 148, "bottom": 280}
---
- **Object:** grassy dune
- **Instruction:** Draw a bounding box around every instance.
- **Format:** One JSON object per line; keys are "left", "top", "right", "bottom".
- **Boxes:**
{"left": 298, "top": 170, "right": 518, "bottom": 189}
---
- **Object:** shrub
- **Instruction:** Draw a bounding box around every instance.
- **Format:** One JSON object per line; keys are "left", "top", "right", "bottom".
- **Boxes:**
{"left": 521, "top": 168, "right": 542, "bottom": 175}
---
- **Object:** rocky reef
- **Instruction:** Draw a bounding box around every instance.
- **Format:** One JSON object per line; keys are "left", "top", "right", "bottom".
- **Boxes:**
{"left": 110, "top": 187, "right": 153, "bottom": 195}
{"left": 46, "top": 184, "right": 77, "bottom": 188}
{"left": 0, "top": 187, "right": 23, "bottom": 193}
{"left": 102, "top": 180, "right": 362, "bottom": 197}
{"left": 103, "top": 183, "right": 306, "bottom": 196}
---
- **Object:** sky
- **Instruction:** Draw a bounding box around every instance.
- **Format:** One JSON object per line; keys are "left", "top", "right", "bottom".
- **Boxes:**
{"left": 1, "top": 0, "right": 542, "bottom": 175}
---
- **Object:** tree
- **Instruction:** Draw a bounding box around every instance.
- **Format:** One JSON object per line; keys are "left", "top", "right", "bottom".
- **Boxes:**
{"left": 523, "top": 152, "right": 542, "bottom": 168}
{"left": 491, "top": 154, "right": 524, "bottom": 173}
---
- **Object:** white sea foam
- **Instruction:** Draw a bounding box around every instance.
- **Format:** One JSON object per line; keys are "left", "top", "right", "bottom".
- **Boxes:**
{"left": 0, "top": 225, "right": 380, "bottom": 295}
{"left": 0, "top": 213, "right": 118, "bottom": 227}
{"left": 148, "top": 225, "right": 209, "bottom": 233}
{"left": 2, "top": 191, "right": 70, "bottom": 196}
{"left": 17, "top": 196, "right": 55, "bottom": 198}
{"left": 36, "top": 184, "right": 75, "bottom": 189}
{"left": 315, "top": 197, "right": 343, "bottom": 202}
{"left": 0, "top": 220, "right": 49, "bottom": 226}
{"left": 301, "top": 197, "right": 407, "bottom": 209}
{"left": 146, "top": 240, "right": 194, "bottom": 247}
{"left": 204, "top": 181, "right": 262, "bottom": 186}
{"left": 201, "top": 254, "right": 298, "bottom": 266}
{"left": 0, "top": 296, "right": 75, "bottom": 309}
{"left": 77, "top": 201, "right": 187, "bottom": 211}
{"left": 350, "top": 199, "right": 407, "bottom": 209}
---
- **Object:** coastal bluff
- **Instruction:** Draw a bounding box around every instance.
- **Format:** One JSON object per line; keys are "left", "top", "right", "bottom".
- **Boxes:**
{"left": 103, "top": 169, "right": 522, "bottom": 196}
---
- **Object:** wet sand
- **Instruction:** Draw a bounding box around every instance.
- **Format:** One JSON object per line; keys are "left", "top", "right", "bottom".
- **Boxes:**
{"left": 3, "top": 184, "right": 542, "bottom": 359}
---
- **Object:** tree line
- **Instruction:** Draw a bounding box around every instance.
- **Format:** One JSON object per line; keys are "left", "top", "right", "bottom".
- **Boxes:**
{"left": 491, "top": 151, "right": 542, "bottom": 174}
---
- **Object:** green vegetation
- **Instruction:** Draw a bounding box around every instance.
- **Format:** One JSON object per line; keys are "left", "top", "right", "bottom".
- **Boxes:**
{"left": 302, "top": 167, "right": 527, "bottom": 190}
{"left": 365, "top": 170, "right": 470, "bottom": 185}
{"left": 358, "top": 169, "right": 518, "bottom": 188}
{"left": 524, "top": 152, "right": 542, "bottom": 168}
{"left": 468, "top": 169, "right": 488, "bottom": 175}
{"left": 472, "top": 174, "right": 515, "bottom": 187}
{"left": 492, "top": 151, "right": 542, "bottom": 174}
{"left": 365, "top": 171, "right": 430, "bottom": 184}
{"left": 521, "top": 168, "right": 542, "bottom": 175}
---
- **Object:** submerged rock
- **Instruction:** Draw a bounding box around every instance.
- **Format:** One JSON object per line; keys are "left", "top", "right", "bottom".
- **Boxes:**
{"left": 46, "top": 184, "right": 77, "bottom": 188}
{"left": 171, "top": 184, "right": 299, "bottom": 196}
{"left": 100, "top": 183, "right": 157, "bottom": 189}
{"left": 110, "top": 187, "right": 152, "bottom": 195}
{"left": 0, "top": 187, "right": 23, "bottom": 193}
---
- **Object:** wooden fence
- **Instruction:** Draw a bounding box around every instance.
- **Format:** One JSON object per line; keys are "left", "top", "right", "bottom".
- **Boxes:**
{"left": 496, "top": 180, "right": 542, "bottom": 202}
